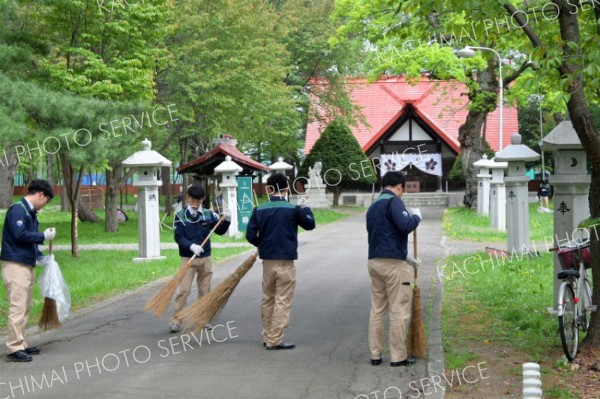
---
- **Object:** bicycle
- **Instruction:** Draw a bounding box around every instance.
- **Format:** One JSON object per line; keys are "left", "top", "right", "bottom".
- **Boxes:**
{"left": 553, "top": 240, "right": 597, "bottom": 361}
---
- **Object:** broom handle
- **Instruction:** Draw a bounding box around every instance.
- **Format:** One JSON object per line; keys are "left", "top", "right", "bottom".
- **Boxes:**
{"left": 413, "top": 228, "right": 417, "bottom": 260}
{"left": 49, "top": 240, "right": 53, "bottom": 256}
{"left": 186, "top": 215, "right": 226, "bottom": 266}
{"left": 413, "top": 229, "right": 418, "bottom": 281}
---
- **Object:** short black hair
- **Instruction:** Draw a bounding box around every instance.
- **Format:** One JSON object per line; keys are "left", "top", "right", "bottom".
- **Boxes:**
{"left": 187, "top": 184, "right": 206, "bottom": 200}
{"left": 28, "top": 179, "right": 54, "bottom": 200}
{"left": 266, "top": 173, "right": 289, "bottom": 193}
{"left": 382, "top": 171, "right": 405, "bottom": 189}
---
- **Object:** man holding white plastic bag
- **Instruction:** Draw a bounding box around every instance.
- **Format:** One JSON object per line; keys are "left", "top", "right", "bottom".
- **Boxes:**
{"left": 1, "top": 179, "right": 56, "bottom": 362}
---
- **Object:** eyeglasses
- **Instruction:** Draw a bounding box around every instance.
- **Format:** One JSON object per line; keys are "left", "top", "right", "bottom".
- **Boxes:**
{"left": 188, "top": 197, "right": 203, "bottom": 204}
{"left": 40, "top": 192, "right": 52, "bottom": 204}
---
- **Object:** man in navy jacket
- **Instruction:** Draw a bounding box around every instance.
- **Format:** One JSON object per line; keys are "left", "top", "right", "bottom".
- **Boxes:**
{"left": 170, "top": 184, "right": 230, "bottom": 332}
{"left": 366, "top": 171, "right": 420, "bottom": 367}
{"left": 1, "top": 179, "right": 56, "bottom": 362}
{"left": 246, "top": 173, "right": 315, "bottom": 350}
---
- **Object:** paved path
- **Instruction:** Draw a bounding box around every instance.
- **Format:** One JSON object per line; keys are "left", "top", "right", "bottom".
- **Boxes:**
{"left": 1, "top": 208, "right": 449, "bottom": 399}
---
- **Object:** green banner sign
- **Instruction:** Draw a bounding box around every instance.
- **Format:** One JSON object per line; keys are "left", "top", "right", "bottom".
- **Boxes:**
{"left": 237, "top": 176, "right": 253, "bottom": 231}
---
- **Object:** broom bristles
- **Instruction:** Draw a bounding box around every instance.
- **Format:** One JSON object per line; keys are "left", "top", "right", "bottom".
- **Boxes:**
{"left": 38, "top": 297, "right": 62, "bottom": 331}
{"left": 407, "top": 285, "right": 427, "bottom": 358}
{"left": 145, "top": 263, "right": 192, "bottom": 316}
{"left": 178, "top": 252, "right": 258, "bottom": 333}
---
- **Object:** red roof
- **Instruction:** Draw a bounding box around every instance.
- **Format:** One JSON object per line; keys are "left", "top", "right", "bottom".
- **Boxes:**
{"left": 305, "top": 76, "right": 518, "bottom": 155}
{"left": 177, "top": 143, "right": 269, "bottom": 174}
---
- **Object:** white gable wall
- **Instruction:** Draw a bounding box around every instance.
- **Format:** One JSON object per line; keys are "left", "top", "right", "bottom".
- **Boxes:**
{"left": 388, "top": 119, "right": 433, "bottom": 141}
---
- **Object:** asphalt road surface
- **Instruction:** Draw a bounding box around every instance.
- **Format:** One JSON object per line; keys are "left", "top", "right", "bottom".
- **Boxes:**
{"left": 0, "top": 209, "right": 446, "bottom": 399}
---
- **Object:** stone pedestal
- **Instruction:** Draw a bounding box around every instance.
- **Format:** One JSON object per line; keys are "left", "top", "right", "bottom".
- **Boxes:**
{"left": 541, "top": 121, "right": 591, "bottom": 310}
{"left": 489, "top": 159, "right": 507, "bottom": 231}
{"left": 496, "top": 134, "right": 540, "bottom": 252}
{"left": 474, "top": 155, "right": 493, "bottom": 216}
{"left": 305, "top": 161, "right": 330, "bottom": 209}
{"left": 122, "top": 139, "right": 172, "bottom": 262}
{"left": 215, "top": 156, "right": 243, "bottom": 238}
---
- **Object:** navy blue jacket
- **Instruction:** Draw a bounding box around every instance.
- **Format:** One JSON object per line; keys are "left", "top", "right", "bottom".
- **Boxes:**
{"left": 366, "top": 190, "right": 420, "bottom": 260}
{"left": 246, "top": 197, "right": 316, "bottom": 260}
{"left": 1, "top": 198, "right": 45, "bottom": 267}
{"left": 174, "top": 208, "right": 230, "bottom": 258}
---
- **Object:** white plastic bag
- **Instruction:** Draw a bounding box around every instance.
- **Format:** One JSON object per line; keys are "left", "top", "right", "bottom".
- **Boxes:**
{"left": 38, "top": 254, "right": 71, "bottom": 322}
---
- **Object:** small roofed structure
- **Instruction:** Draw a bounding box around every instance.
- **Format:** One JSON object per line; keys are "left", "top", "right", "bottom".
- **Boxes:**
{"left": 540, "top": 120, "right": 583, "bottom": 151}
{"left": 177, "top": 135, "right": 269, "bottom": 177}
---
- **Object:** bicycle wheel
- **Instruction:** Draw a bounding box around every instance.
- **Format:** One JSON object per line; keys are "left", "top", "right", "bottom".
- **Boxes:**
{"left": 559, "top": 283, "right": 579, "bottom": 361}
{"left": 582, "top": 277, "right": 593, "bottom": 332}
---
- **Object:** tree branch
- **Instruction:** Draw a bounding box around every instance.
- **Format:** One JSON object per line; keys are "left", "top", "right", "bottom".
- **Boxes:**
{"left": 503, "top": 3, "right": 543, "bottom": 47}
{"left": 504, "top": 59, "right": 535, "bottom": 86}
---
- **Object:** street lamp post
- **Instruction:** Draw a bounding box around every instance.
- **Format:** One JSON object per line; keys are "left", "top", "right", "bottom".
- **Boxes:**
{"left": 457, "top": 46, "right": 504, "bottom": 151}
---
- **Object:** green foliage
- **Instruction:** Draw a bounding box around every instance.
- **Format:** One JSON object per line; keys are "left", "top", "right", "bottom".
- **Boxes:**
{"left": 165, "top": 0, "right": 298, "bottom": 162}
{"left": 448, "top": 141, "right": 495, "bottom": 182}
{"left": 300, "top": 119, "right": 376, "bottom": 188}
{"left": 448, "top": 154, "right": 465, "bottom": 182}
{"left": 33, "top": 0, "right": 172, "bottom": 101}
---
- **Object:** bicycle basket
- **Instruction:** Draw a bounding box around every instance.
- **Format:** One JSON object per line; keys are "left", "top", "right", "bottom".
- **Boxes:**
{"left": 557, "top": 245, "right": 592, "bottom": 270}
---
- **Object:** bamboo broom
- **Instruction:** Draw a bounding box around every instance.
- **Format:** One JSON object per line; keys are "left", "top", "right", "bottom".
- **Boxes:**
{"left": 178, "top": 251, "right": 259, "bottom": 333}
{"left": 145, "top": 215, "right": 226, "bottom": 317}
{"left": 406, "top": 228, "right": 427, "bottom": 358}
{"left": 38, "top": 241, "right": 62, "bottom": 331}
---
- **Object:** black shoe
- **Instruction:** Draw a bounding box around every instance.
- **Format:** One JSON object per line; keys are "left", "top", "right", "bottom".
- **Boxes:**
{"left": 7, "top": 350, "right": 32, "bottom": 362}
{"left": 25, "top": 347, "right": 40, "bottom": 355}
{"left": 266, "top": 342, "right": 295, "bottom": 350}
{"left": 390, "top": 357, "right": 416, "bottom": 367}
{"left": 370, "top": 358, "right": 382, "bottom": 366}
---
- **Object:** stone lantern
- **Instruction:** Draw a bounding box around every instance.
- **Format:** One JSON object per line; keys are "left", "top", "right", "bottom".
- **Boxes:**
{"left": 541, "top": 121, "right": 590, "bottom": 310}
{"left": 269, "top": 157, "right": 293, "bottom": 176}
{"left": 215, "top": 155, "right": 242, "bottom": 238}
{"left": 473, "top": 154, "right": 493, "bottom": 216}
{"left": 488, "top": 158, "right": 508, "bottom": 231}
{"left": 495, "top": 134, "right": 540, "bottom": 252}
{"left": 122, "top": 139, "right": 172, "bottom": 261}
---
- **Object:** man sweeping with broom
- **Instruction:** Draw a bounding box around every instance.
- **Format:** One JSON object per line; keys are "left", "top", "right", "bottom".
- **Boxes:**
{"left": 1, "top": 179, "right": 56, "bottom": 362}
{"left": 169, "top": 184, "right": 230, "bottom": 333}
{"left": 366, "top": 171, "right": 421, "bottom": 367}
{"left": 246, "top": 173, "right": 315, "bottom": 350}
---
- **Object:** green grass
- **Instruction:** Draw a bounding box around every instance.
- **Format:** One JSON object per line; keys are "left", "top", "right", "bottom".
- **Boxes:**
{"left": 0, "top": 247, "right": 250, "bottom": 330}
{"left": 441, "top": 251, "right": 558, "bottom": 361}
{"left": 0, "top": 205, "right": 352, "bottom": 245}
{"left": 443, "top": 202, "right": 554, "bottom": 242}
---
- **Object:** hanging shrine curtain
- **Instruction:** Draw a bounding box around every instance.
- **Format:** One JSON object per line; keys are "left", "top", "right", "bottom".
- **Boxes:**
{"left": 380, "top": 153, "right": 443, "bottom": 177}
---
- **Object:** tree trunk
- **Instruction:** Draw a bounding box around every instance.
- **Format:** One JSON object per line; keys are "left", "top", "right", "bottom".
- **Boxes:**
{"left": 331, "top": 186, "right": 341, "bottom": 206}
{"left": 78, "top": 201, "right": 100, "bottom": 223}
{"left": 554, "top": 0, "right": 600, "bottom": 347}
{"left": 0, "top": 149, "right": 18, "bottom": 208}
{"left": 46, "top": 153, "right": 55, "bottom": 187}
{"left": 162, "top": 166, "right": 172, "bottom": 215}
{"left": 105, "top": 166, "right": 121, "bottom": 232}
{"left": 60, "top": 154, "right": 85, "bottom": 257}
{"left": 457, "top": 62, "right": 498, "bottom": 208}
{"left": 60, "top": 155, "right": 71, "bottom": 212}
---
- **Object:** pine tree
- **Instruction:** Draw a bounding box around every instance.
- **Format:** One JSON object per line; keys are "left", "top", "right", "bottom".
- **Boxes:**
{"left": 300, "top": 119, "right": 375, "bottom": 205}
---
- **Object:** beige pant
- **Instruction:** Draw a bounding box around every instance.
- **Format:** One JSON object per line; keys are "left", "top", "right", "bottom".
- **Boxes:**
{"left": 261, "top": 260, "right": 296, "bottom": 347}
{"left": 171, "top": 257, "right": 212, "bottom": 324}
{"left": 2, "top": 261, "right": 35, "bottom": 354}
{"left": 368, "top": 258, "right": 413, "bottom": 362}
{"left": 540, "top": 196, "right": 549, "bottom": 208}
